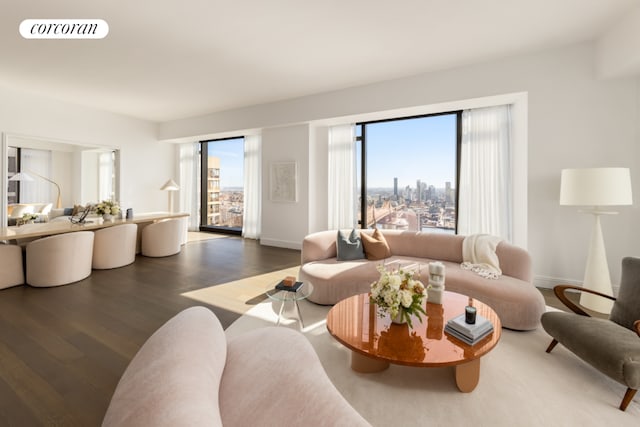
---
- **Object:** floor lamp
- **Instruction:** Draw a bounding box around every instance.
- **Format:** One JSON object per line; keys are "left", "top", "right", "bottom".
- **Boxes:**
{"left": 160, "top": 179, "right": 179, "bottom": 213}
{"left": 9, "top": 171, "right": 63, "bottom": 209}
{"left": 560, "top": 167, "right": 633, "bottom": 313}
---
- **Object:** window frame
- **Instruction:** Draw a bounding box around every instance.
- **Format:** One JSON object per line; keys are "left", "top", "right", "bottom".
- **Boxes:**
{"left": 356, "top": 110, "right": 463, "bottom": 233}
{"left": 199, "top": 136, "right": 245, "bottom": 236}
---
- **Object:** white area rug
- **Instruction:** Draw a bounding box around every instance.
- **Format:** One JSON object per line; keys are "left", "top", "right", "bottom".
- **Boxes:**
{"left": 226, "top": 299, "right": 640, "bottom": 426}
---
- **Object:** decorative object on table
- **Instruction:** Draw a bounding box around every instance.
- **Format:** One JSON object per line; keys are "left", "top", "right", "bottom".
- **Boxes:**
{"left": 126, "top": 208, "right": 133, "bottom": 219}
{"left": 465, "top": 305, "right": 477, "bottom": 324}
{"left": 70, "top": 205, "right": 92, "bottom": 224}
{"left": 282, "top": 276, "right": 297, "bottom": 287}
{"left": 370, "top": 264, "right": 427, "bottom": 328}
{"left": 427, "top": 261, "right": 445, "bottom": 304}
{"left": 95, "top": 200, "right": 121, "bottom": 222}
{"left": 9, "top": 170, "right": 63, "bottom": 208}
{"left": 275, "top": 278, "right": 304, "bottom": 292}
{"left": 160, "top": 179, "right": 179, "bottom": 213}
{"left": 559, "top": 167, "right": 633, "bottom": 314}
{"left": 19, "top": 212, "right": 39, "bottom": 225}
{"left": 445, "top": 312, "right": 493, "bottom": 345}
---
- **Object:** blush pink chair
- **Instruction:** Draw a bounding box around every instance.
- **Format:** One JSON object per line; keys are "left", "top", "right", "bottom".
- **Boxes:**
{"left": 0, "top": 244, "right": 25, "bottom": 289}
{"left": 26, "top": 231, "right": 94, "bottom": 287}
{"left": 141, "top": 219, "right": 182, "bottom": 257}
{"left": 92, "top": 224, "right": 138, "bottom": 269}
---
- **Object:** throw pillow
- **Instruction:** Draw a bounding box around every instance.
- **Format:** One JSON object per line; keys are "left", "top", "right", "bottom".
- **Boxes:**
{"left": 336, "top": 229, "right": 366, "bottom": 261}
{"left": 63, "top": 207, "right": 74, "bottom": 216}
{"left": 360, "top": 228, "right": 391, "bottom": 260}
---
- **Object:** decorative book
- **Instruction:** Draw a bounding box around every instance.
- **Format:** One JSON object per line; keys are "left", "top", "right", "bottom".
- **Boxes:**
{"left": 445, "top": 313, "right": 494, "bottom": 345}
{"left": 275, "top": 280, "right": 304, "bottom": 292}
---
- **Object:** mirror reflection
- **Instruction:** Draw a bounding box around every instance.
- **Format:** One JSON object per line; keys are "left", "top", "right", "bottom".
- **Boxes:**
{"left": 5, "top": 135, "right": 119, "bottom": 226}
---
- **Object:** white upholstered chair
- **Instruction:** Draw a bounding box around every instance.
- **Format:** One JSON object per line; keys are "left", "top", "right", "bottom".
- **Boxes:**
{"left": 0, "top": 244, "right": 25, "bottom": 289}
{"left": 26, "top": 231, "right": 94, "bottom": 287}
{"left": 93, "top": 224, "right": 138, "bottom": 269}
{"left": 141, "top": 219, "right": 182, "bottom": 257}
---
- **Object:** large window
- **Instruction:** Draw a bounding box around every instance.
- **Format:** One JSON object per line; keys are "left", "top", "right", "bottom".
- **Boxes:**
{"left": 356, "top": 112, "right": 461, "bottom": 233}
{"left": 200, "top": 137, "right": 244, "bottom": 234}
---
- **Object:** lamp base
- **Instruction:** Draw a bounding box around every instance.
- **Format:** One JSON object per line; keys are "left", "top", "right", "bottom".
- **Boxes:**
{"left": 579, "top": 213, "right": 614, "bottom": 314}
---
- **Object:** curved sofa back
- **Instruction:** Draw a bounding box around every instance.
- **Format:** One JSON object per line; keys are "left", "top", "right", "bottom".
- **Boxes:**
{"left": 301, "top": 229, "right": 532, "bottom": 283}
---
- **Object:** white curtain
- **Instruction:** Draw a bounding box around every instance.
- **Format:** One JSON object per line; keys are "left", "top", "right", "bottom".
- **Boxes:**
{"left": 328, "top": 124, "right": 356, "bottom": 230}
{"left": 242, "top": 135, "right": 262, "bottom": 239}
{"left": 179, "top": 142, "right": 200, "bottom": 231}
{"left": 98, "top": 151, "right": 114, "bottom": 201}
{"left": 20, "top": 148, "right": 52, "bottom": 203}
{"left": 458, "top": 105, "right": 512, "bottom": 241}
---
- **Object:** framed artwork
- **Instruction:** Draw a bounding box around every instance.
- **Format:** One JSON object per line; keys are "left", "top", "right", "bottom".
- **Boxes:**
{"left": 270, "top": 162, "right": 297, "bottom": 202}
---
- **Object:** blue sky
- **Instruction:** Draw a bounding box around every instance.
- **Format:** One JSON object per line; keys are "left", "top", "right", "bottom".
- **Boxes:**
{"left": 359, "top": 114, "right": 457, "bottom": 189}
{"left": 208, "top": 138, "right": 244, "bottom": 188}
{"left": 208, "top": 114, "right": 457, "bottom": 190}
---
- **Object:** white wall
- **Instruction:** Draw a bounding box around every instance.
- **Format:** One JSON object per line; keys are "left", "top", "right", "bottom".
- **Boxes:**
{"left": 260, "top": 124, "right": 310, "bottom": 249}
{"left": 0, "top": 83, "right": 174, "bottom": 225}
{"left": 160, "top": 42, "right": 640, "bottom": 292}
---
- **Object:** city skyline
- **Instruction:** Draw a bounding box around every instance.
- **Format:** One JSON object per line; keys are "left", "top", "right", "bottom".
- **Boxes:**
{"left": 358, "top": 113, "right": 457, "bottom": 189}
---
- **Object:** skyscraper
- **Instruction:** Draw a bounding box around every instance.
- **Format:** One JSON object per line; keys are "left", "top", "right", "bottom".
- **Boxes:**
{"left": 393, "top": 177, "right": 398, "bottom": 198}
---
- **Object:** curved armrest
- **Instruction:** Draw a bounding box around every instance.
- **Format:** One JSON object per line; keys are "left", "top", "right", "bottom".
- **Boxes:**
{"left": 553, "top": 284, "right": 616, "bottom": 317}
{"left": 634, "top": 320, "right": 640, "bottom": 338}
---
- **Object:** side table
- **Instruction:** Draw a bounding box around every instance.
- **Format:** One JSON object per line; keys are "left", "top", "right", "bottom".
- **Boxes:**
{"left": 265, "top": 282, "right": 314, "bottom": 329}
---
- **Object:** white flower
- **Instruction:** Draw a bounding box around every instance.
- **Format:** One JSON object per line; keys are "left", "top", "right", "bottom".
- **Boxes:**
{"left": 369, "top": 264, "right": 429, "bottom": 328}
{"left": 399, "top": 290, "right": 413, "bottom": 308}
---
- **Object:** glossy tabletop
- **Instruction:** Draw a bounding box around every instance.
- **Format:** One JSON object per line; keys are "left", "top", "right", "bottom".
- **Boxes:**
{"left": 326, "top": 291, "right": 501, "bottom": 367}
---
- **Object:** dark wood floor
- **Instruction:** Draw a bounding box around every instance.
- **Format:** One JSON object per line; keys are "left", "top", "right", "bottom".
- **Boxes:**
{"left": 0, "top": 236, "right": 301, "bottom": 426}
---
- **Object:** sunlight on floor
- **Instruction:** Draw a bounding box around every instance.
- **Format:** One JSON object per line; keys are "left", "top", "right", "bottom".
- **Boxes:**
{"left": 181, "top": 266, "right": 301, "bottom": 315}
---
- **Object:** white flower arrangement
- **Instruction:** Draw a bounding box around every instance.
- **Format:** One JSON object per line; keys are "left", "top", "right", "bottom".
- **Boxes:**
{"left": 21, "top": 213, "right": 38, "bottom": 222}
{"left": 370, "top": 264, "right": 427, "bottom": 328}
{"left": 94, "top": 200, "right": 120, "bottom": 216}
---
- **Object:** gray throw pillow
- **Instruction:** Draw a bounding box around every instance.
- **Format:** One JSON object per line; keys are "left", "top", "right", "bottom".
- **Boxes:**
{"left": 336, "top": 229, "right": 365, "bottom": 261}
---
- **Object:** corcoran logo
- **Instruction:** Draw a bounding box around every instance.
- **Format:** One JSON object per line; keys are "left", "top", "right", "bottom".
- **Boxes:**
{"left": 19, "top": 19, "right": 109, "bottom": 39}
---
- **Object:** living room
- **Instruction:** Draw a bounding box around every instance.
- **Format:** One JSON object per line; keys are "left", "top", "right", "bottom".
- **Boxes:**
{"left": 1, "top": 1, "right": 639, "bottom": 425}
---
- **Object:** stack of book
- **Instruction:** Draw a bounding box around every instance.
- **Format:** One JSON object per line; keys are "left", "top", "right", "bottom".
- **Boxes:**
{"left": 275, "top": 280, "right": 304, "bottom": 292}
{"left": 445, "top": 313, "right": 494, "bottom": 345}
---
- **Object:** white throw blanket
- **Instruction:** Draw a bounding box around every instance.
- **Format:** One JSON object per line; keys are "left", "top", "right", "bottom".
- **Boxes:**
{"left": 461, "top": 234, "right": 503, "bottom": 279}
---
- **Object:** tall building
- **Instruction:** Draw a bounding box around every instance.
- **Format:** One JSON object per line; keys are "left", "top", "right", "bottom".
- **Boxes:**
{"left": 416, "top": 179, "right": 421, "bottom": 201}
{"left": 445, "top": 181, "right": 453, "bottom": 204}
{"left": 393, "top": 177, "right": 398, "bottom": 198}
{"left": 207, "top": 156, "right": 221, "bottom": 225}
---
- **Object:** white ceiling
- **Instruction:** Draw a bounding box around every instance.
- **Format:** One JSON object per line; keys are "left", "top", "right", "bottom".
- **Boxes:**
{"left": 0, "top": 0, "right": 636, "bottom": 123}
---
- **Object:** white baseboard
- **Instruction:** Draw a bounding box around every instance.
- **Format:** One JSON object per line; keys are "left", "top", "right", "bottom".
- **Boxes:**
{"left": 260, "top": 238, "right": 301, "bottom": 250}
{"left": 534, "top": 275, "right": 619, "bottom": 295}
{"left": 534, "top": 275, "right": 581, "bottom": 290}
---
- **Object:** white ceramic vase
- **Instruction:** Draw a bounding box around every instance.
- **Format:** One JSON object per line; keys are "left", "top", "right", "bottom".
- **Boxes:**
{"left": 391, "top": 308, "right": 407, "bottom": 325}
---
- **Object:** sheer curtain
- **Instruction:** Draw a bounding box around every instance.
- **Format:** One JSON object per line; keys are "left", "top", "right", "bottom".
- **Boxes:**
{"left": 328, "top": 124, "right": 356, "bottom": 230}
{"left": 458, "top": 105, "right": 512, "bottom": 241}
{"left": 20, "top": 148, "right": 52, "bottom": 203}
{"left": 98, "top": 151, "right": 114, "bottom": 201}
{"left": 242, "top": 135, "right": 261, "bottom": 239}
{"left": 179, "top": 142, "right": 200, "bottom": 231}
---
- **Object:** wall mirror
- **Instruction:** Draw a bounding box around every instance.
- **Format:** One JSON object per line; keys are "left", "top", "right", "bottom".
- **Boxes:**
{"left": 2, "top": 134, "right": 120, "bottom": 226}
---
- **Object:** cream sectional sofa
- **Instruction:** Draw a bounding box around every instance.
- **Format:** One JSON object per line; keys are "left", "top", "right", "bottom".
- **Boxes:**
{"left": 299, "top": 229, "right": 545, "bottom": 331}
{"left": 103, "top": 306, "right": 370, "bottom": 427}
